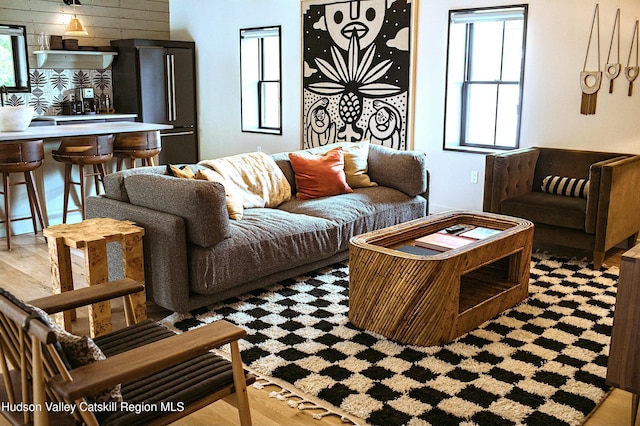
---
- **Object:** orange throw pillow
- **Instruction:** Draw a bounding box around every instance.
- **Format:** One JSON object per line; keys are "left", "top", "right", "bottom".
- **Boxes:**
{"left": 289, "top": 147, "right": 353, "bottom": 200}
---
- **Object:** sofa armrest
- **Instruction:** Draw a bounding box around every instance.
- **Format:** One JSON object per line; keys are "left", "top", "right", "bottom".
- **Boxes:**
{"left": 585, "top": 155, "right": 631, "bottom": 233}
{"left": 86, "top": 196, "right": 192, "bottom": 312}
{"left": 483, "top": 148, "right": 540, "bottom": 213}
{"left": 593, "top": 155, "right": 640, "bottom": 251}
{"left": 367, "top": 144, "right": 429, "bottom": 196}
{"left": 124, "top": 174, "right": 230, "bottom": 247}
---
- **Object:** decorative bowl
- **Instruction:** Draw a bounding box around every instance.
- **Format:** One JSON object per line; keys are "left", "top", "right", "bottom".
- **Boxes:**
{"left": 0, "top": 106, "right": 35, "bottom": 132}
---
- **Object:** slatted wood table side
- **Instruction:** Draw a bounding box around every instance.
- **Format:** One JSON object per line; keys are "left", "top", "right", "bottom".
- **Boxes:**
{"left": 43, "top": 218, "right": 146, "bottom": 337}
{"left": 349, "top": 211, "right": 533, "bottom": 347}
{"left": 606, "top": 243, "right": 640, "bottom": 425}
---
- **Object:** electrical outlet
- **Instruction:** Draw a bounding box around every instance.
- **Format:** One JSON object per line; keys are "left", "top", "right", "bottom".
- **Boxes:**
{"left": 470, "top": 170, "right": 479, "bottom": 184}
{"left": 257, "top": 146, "right": 262, "bottom": 152}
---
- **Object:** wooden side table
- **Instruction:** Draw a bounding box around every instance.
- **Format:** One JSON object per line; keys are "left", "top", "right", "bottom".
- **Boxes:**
{"left": 43, "top": 218, "right": 147, "bottom": 337}
{"left": 606, "top": 243, "right": 640, "bottom": 425}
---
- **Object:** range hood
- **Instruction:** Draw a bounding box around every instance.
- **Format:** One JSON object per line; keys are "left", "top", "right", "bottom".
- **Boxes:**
{"left": 34, "top": 50, "right": 117, "bottom": 69}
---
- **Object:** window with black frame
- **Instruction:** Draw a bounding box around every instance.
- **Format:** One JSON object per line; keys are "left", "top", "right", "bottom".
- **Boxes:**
{"left": 240, "top": 26, "right": 282, "bottom": 135}
{"left": 0, "top": 24, "right": 30, "bottom": 94}
{"left": 443, "top": 5, "right": 527, "bottom": 152}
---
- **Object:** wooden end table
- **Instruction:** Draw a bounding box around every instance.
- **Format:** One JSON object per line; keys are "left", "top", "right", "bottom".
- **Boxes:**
{"left": 43, "top": 218, "right": 147, "bottom": 337}
{"left": 349, "top": 211, "right": 533, "bottom": 346}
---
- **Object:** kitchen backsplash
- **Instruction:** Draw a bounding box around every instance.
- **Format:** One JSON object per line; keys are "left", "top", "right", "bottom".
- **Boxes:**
{"left": 2, "top": 68, "right": 113, "bottom": 116}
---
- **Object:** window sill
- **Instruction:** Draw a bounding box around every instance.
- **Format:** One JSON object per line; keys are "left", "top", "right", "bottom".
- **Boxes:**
{"left": 443, "top": 145, "right": 517, "bottom": 155}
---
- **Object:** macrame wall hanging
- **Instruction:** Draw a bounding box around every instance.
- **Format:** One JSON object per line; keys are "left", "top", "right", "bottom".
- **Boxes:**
{"left": 624, "top": 19, "right": 639, "bottom": 96}
{"left": 580, "top": 4, "right": 602, "bottom": 115}
{"left": 605, "top": 8, "right": 621, "bottom": 93}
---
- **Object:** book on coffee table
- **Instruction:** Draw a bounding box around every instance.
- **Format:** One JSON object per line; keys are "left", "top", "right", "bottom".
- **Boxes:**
{"left": 395, "top": 244, "right": 442, "bottom": 256}
{"left": 458, "top": 227, "right": 501, "bottom": 240}
{"left": 414, "top": 233, "right": 475, "bottom": 251}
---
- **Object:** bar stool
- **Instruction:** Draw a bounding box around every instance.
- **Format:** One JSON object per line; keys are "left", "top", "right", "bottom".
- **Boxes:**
{"left": 52, "top": 134, "right": 113, "bottom": 223}
{"left": 113, "top": 131, "right": 161, "bottom": 170}
{"left": 0, "top": 139, "right": 46, "bottom": 250}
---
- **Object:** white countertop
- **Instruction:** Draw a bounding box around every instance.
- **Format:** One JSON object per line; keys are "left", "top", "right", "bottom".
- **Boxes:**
{"left": 0, "top": 121, "right": 173, "bottom": 141}
{"left": 33, "top": 114, "right": 138, "bottom": 123}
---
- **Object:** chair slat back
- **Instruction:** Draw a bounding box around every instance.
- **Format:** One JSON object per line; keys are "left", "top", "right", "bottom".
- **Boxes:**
{"left": 0, "top": 292, "right": 90, "bottom": 425}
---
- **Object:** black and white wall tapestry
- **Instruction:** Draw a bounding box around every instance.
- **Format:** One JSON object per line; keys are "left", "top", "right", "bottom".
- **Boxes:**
{"left": 301, "top": 0, "right": 418, "bottom": 150}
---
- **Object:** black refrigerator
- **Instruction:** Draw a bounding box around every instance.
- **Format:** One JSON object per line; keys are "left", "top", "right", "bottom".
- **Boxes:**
{"left": 110, "top": 39, "right": 199, "bottom": 164}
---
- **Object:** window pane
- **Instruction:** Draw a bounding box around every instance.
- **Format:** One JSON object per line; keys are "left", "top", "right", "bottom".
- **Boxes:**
{"left": 241, "top": 38, "right": 260, "bottom": 130}
{"left": 469, "top": 21, "right": 503, "bottom": 81}
{"left": 465, "top": 84, "right": 497, "bottom": 145}
{"left": 262, "top": 36, "right": 280, "bottom": 80}
{"left": 260, "top": 81, "right": 280, "bottom": 128}
{"left": 495, "top": 84, "right": 520, "bottom": 147}
{"left": 0, "top": 35, "right": 17, "bottom": 86}
{"left": 502, "top": 20, "right": 524, "bottom": 81}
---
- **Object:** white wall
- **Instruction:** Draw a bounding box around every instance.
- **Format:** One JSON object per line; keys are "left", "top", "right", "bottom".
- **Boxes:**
{"left": 170, "top": 0, "right": 301, "bottom": 158}
{"left": 173, "top": 0, "right": 640, "bottom": 213}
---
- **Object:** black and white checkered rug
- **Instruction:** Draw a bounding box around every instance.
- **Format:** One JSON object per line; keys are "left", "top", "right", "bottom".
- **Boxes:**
{"left": 162, "top": 253, "right": 619, "bottom": 426}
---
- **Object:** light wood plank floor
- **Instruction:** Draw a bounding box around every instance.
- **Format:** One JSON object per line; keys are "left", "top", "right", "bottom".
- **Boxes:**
{"left": 0, "top": 233, "right": 635, "bottom": 425}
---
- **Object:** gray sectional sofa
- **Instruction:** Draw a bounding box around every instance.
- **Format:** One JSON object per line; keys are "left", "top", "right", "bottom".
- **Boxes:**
{"left": 86, "top": 144, "right": 430, "bottom": 313}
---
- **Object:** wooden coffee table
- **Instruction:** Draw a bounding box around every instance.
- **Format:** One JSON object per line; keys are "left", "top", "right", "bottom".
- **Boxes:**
{"left": 349, "top": 211, "right": 533, "bottom": 346}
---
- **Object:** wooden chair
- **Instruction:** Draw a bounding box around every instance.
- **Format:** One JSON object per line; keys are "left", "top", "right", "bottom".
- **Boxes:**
{"left": 52, "top": 135, "right": 113, "bottom": 223}
{"left": 0, "top": 280, "right": 253, "bottom": 425}
{"left": 113, "top": 131, "right": 161, "bottom": 171}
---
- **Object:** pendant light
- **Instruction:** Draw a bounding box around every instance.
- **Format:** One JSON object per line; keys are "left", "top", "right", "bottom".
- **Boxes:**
{"left": 64, "top": 0, "right": 88, "bottom": 36}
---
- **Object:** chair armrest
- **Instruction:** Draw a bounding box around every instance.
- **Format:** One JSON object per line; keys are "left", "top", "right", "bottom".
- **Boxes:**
{"left": 49, "top": 320, "right": 247, "bottom": 401}
{"left": 29, "top": 279, "right": 144, "bottom": 314}
{"left": 483, "top": 148, "right": 540, "bottom": 213}
{"left": 592, "top": 155, "right": 640, "bottom": 250}
{"left": 585, "top": 155, "right": 631, "bottom": 233}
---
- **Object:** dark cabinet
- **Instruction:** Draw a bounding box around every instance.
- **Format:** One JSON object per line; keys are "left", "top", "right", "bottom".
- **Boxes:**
{"left": 110, "top": 39, "right": 198, "bottom": 164}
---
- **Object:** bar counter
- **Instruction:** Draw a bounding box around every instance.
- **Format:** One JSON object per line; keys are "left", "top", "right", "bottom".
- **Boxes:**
{"left": 0, "top": 121, "right": 173, "bottom": 238}
{"left": 0, "top": 121, "right": 172, "bottom": 141}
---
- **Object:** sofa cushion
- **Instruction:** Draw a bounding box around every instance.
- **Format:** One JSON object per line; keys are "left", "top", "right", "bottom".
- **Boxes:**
{"left": 167, "top": 164, "right": 196, "bottom": 179}
{"left": 124, "top": 174, "right": 230, "bottom": 247}
{"left": 367, "top": 144, "right": 428, "bottom": 196}
{"left": 302, "top": 141, "right": 378, "bottom": 188}
{"left": 501, "top": 192, "right": 586, "bottom": 230}
{"left": 104, "top": 165, "right": 168, "bottom": 202}
{"left": 195, "top": 169, "right": 244, "bottom": 220}
{"left": 188, "top": 209, "right": 339, "bottom": 294}
{"left": 337, "top": 141, "right": 377, "bottom": 188}
{"left": 278, "top": 186, "right": 427, "bottom": 250}
{"left": 289, "top": 147, "right": 353, "bottom": 200}
{"left": 541, "top": 175, "right": 589, "bottom": 198}
{"left": 199, "top": 151, "right": 291, "bottom": 208}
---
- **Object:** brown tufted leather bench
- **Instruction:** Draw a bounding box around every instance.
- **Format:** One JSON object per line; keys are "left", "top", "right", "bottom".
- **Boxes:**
{"left": 484, "top": 147, "right": 640, "bottom": 269}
